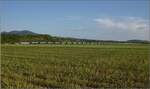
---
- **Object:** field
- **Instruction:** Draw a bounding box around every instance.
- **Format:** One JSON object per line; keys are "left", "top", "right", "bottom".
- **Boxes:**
{"left": 1, "top": 44, "right": 149, "bottom": 88}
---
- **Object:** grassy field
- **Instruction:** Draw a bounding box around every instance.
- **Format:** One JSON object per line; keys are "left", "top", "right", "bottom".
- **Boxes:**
{"left": 1, "top": 44, "right": 149, "bottom": 88}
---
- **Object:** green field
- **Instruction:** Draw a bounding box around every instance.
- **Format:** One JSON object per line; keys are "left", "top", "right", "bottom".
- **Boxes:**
{"left": 1, "top": 44, "right": 149, "bottom": 88}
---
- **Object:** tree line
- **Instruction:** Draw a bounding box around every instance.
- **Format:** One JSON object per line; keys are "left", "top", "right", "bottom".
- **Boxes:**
{"left": 1, "top": 34, "right": 149, "bottom": 44}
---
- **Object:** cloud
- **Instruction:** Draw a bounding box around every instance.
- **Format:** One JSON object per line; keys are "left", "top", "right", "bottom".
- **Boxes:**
{"left": 94, "top": 17, "right": 149, "bottom": 31}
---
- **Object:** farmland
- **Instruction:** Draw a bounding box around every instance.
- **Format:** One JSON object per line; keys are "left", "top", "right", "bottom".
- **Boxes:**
{"left": 1, "top": 44, "right": 149, "bottom": 88}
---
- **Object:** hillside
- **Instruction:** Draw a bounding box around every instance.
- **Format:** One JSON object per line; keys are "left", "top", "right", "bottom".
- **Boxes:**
{"left": 1, "top": 30, "right": 38, "bottom": 35}
{"left": 1, "top": 30, "right": 149, "bottom": 44}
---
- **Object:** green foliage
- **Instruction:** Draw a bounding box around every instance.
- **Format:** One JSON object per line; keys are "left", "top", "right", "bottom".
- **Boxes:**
{"left": 1, "top": 34, "right": 54, "bottom": 43}
{"left": 2, "top": 34, "right": 149, "bottom": 44}
{"left": 1, "top": 44, "right": 149, "bottom": 88}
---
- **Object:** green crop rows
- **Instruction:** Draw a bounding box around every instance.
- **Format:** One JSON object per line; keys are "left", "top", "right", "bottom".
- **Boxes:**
{"left": 1, "top": 44, "right": 149, "bottom": 88}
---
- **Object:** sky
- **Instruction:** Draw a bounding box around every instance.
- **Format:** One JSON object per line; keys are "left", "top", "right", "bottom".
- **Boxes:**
{"left": 1, "top": 0, "right": 149, "bottom": 41}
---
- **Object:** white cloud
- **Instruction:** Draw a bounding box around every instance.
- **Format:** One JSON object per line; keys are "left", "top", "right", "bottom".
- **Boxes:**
{"left": 94, "top": 17, "right": 149, "bottom": 31}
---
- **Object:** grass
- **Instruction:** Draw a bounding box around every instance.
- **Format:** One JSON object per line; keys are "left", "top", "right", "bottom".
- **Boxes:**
{"left": 1, "top": 44, "right": 149, "bottom": 88}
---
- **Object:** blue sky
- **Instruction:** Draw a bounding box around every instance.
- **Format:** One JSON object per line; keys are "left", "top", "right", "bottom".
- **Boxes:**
{"left": 1, "top": 0, "right": 149, "bottom": 40}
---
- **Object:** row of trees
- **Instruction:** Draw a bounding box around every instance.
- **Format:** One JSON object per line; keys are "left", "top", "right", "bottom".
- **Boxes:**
{"left": 1, "top": 34, "right": 115, "bottom": 44}
{"left": 1, "top": 34, "right": 64, "bottom": 44}
{"left": 1, "top": 34, "right": 149, "bottom": 44}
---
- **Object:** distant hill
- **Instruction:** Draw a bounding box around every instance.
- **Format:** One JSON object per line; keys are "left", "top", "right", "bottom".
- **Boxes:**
{"left": 127, "top": 40, "right": 150, "bottom": 44}
{"left": 1, "top": 30, "right": 38, "bottom": 35}
{"left": 1, "top": 30, "right": 149, "bottom": 44}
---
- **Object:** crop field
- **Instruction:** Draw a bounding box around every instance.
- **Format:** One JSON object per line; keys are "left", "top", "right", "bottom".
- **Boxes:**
{"left": 1, "top": 44, "right": 149, "bottom": 88}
